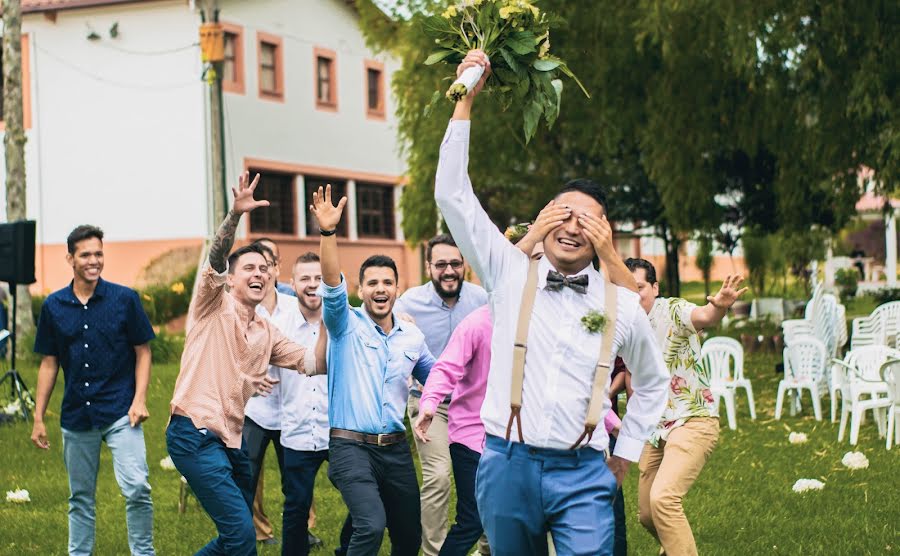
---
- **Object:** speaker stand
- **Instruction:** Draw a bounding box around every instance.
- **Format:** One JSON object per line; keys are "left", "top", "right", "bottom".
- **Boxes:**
{"left": 0, "top": 283, "right": 33, "bottom": 421}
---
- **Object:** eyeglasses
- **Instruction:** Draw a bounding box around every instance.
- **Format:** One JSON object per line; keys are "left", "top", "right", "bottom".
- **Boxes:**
{"left": 431, "top": 260, "right": 463, "bottom": 271}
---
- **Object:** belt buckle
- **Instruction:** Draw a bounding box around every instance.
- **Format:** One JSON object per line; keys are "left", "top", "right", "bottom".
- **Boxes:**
{"left": 377, "top": 433, "right": 386, "bottom": 447}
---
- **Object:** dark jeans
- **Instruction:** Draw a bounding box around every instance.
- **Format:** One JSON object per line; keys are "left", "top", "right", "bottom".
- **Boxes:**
{"left": 242, "top": 417, "right": 285, "bottom": 502}
{"left": 166, "top": 415, "right": 255, "bottom": 556}
{"left": 609, "top": 435, "right": 627, "bottom": 556}
{"left": 440, "top": 443, "right": 483, "bottom": 556}
{"left": 328, "top": 437, "right": 421, "bottom": 556}
{"left": 282, "top": 448, "right": 328, "bottom": 556}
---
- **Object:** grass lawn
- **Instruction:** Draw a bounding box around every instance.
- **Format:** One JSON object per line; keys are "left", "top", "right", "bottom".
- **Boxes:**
{"left": 1, "top": 353, "right": 898, "bottom": 555}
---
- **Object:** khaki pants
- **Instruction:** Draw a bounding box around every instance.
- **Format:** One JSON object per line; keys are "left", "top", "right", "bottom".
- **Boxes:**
{"left": 408, "top": 396, "right": 452, "bottom": 556}
{"left": 638, "top": 418, "right": 719, "bottom": 556}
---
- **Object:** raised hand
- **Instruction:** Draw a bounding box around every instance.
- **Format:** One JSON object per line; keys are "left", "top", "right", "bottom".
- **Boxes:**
{"left": 414, "top": 405, "right": 436, "bottom": 443}
{"left": 457, "top": 49, "right": 491, "bottom": 98}
{"left": 232, "top": 171, "right": 270, "bottom": 215}
{"left": 578, "top": 213, "right": 615, "bottom": 262}
{"left": 708, "top": 275, "right": 749, "bottom": 309}
{"left": 310, "top": 184, "right": 348, "bottom": 232}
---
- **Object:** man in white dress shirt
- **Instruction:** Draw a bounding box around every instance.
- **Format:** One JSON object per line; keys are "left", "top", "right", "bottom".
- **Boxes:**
{"left": 434, "top": 50, "right": 669, "bottom": 556}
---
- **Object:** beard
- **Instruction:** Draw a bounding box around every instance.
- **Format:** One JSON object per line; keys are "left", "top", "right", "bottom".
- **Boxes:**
{"left": 297, "top": 290, "right": 322, "bottom": 312}
{"left": 431, "top": 273, "right": 462, "bottom": 299}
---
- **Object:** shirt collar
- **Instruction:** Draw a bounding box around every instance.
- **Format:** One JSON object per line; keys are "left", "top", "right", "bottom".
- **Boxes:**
{"left": 66, "top": 278, "right": 108, "bottom": 304}
{"left": 359, "top": 306, "right": 405, "bottom": 336}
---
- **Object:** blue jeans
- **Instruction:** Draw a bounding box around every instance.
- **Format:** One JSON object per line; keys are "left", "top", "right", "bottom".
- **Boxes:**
{"left": 166, "top": 415, "right": 256, "bottom": 556}
{"left": 282, "top": 448, "right": 328, "bottom": 556}
{"left": 475, "top": 435, "right": 616, "bottom": 556}
{"left": 440, "top": 443, "right": 483, "bottom": 556}
{"left": 608, "top": 435, "right": 627, "bottom": 556}
{"left": 61, "top": 414, "right": 155, "bottom": 556}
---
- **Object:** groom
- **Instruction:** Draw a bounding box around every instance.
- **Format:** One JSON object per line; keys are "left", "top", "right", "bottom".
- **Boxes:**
{"left": 435, "top": 50, "right": 669, "bottom": 555}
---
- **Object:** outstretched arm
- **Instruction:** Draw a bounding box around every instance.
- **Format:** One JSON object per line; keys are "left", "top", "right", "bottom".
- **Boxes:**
{"left": 209, "top": 171, "right": 270, "bottom": 273}
{"left": 691, "top": 275, "right": 748, "bottom": 330}
{"left": 310, "top": 184, "right": 352, "bottom": 339}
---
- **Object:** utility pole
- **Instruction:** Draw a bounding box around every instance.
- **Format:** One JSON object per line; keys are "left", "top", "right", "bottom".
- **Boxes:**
{"left": 198, "top": 0, "right": 227, "bottom": 229}
{"left": 3, "top": 0, "right": 35, "bottom": 345}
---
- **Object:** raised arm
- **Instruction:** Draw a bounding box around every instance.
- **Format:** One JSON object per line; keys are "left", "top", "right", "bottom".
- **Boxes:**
{"left": 209, "top": 171, "right": 270, "bottom": 273}
{"left": 691, "top": 275, "right": 748, "bottom": 330}
{"left": 310, "top": 184, "right": 352, "bottom": 338}
{"left": 434, "top": 51, "right": 522, "bottom": 292}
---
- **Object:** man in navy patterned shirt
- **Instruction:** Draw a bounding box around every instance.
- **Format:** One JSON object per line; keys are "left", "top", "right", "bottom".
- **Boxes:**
{"left": 32, "top": 225, "right": 157, "bottom": 556}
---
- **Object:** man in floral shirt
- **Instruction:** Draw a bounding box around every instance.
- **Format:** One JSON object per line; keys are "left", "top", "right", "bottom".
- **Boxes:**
{"left": 626, "top": 258, "right": 746, "bottom": 556}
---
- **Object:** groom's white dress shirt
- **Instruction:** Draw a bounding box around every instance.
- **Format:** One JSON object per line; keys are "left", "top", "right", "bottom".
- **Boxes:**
{"left": 434, "top": 119, "right": 669, "bottom": 461}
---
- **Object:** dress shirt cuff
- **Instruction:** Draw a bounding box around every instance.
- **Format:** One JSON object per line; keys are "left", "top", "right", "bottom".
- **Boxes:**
{"left": 302, "top": 349, "right": 319, "bottom": 376}
{"left": 317, "top": 273, "right": 347, "bottom": 298}
{"left": 205, "top": 265, "right": 228, "bottom": 284}
{"left": 419, "top": 397, "right": 439, "bottom": 417}
{"left": 611, "top": 433, "right": 645, "bottom": 462}
{"left": 442, "top": 119, "right": 471, "bottom": 144}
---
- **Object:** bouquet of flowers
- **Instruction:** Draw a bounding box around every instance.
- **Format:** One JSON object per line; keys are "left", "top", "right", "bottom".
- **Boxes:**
{"left": 423, "top": 0, "right": 588, "bottom": 142}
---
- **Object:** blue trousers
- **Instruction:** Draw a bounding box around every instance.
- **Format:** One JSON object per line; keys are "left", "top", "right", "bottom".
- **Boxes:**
{"left": 282, "top": 448, "right": 328, "bottom": 556}
{"left": 166, "top": 415, "right": 256, "bottom": 556}
{"left": 475, "top": 435, "right": 617, "bottom": 556}
{"left": 609, "top": 435, "right": 627, "bottom": 556}
{"left": 440, "top": 443, "right": 483, "bottom": 556}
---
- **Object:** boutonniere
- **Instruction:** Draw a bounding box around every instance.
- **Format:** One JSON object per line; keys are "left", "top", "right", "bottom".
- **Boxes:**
{"left": 581, "top": 309, "right": 608, "bottom": 334}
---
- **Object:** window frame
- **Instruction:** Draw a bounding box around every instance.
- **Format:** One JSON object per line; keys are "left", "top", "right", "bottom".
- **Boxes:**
{"left": 355, "top": 182, "right": 395, "bottom": 239}
{"left": 313, "top": 46, "right": 338, "bottom": 112}
{"left": 364, "top": 59, "right": 386, "bottom": 120}
{"left": 220, "top": 22, "right": 245, "bottom": 95}
{"left": 247, "top": 168, "right": 296, "bottom": 236}
{"left": 256, "top": 32, "right": 284, "bottom": 102}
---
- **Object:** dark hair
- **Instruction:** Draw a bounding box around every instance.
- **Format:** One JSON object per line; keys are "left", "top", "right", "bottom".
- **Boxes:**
{"left": 556, "top": 179, "right": 609, "bottom": 216}
{"left": 359, "top": 254, "right": 398, "bottom": 284}
{"left": 67, "top": 225, "right": 104, "bottom": 254}
{"left": 252, "top": 237, "right": 280, "bottom": 261}
{"left": 249, "top": 240, "right": 275, "bottom": 263}
{"left": 625, "top": 257, "right": 658, "bottom": 285}
{"left": 294, "top": 251, "right": 320, "bottom": 265}
{"left": 426, "top": 234, "right": 459, "bottom": 262}
{"left": 227, "top": 243, "right": 269, "bottom": 274}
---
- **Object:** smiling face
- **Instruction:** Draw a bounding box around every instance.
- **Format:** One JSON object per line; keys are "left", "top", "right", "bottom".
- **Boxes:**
{"left": 67, "top": 237, "right": 104, "bottom": 285}
{"left": 359, "top": 266, "right": 398, "bottom": 322}
{"left": 428, "top": 243, "right": 465, "bottom": 299}
{"left": 292, "top": 261, "right": 323, "bottom": 313}
{"left": 544, "top": 190, "right": 605, "bottom": 274}
{"left": 227, "top": 251, "right": 269, "bottom": 307}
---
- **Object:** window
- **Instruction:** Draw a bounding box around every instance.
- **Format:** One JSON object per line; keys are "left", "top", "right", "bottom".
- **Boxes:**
{"left": 257, "top": 33, "right": 283, "bottom": 100}
{"left": 249, "top": 170, "right": 294, "bottom": 235}
{"left": 356, "top": 183, "right": 395, "bottom": 239}
{"left": 365, "top": 60, "right": 385, "bottom": 119}
{"left": 314, "top": 47, "right": 337, "bottom": 110}
{"left": 221, "top": 23, "right": 244, "bottom": 94}
{"left": 305, "top": 177, "right": 348, "bottom": 237}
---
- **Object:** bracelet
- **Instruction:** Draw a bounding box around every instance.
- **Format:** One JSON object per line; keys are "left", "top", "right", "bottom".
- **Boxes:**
{"left": 319, "top": 228, "right": 337, "bottom": 236}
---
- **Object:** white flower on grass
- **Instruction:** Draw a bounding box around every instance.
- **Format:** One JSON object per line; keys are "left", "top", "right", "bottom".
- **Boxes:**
{"left": 159, "top": 456, "right": 176, "bottom": 471}
{"left": 788, "top": 432, "right": 808, "bottom": 444}
{"left": 841, "top": 451, "right": 869, "bottom": 470}
{"left": 2, "top": 399, "right": 21, "bottom": 415}
{"left": 791, "top": 479, "right": 825, "bottom": 493}
{"left": 6, "top": 489, "right": 30, "bottom": 503}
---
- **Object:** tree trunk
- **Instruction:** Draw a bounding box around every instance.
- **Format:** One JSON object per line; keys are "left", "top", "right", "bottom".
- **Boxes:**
{"left": 659, "top": 223, "right": 681, "bottom": 297}
{"left": 3, "top": 0, "right": 35, "bottom": 347}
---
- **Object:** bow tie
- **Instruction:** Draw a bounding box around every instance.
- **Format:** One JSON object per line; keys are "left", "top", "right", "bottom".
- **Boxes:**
{"left": 545, "top": 271, "right": 589, "bottom": 294}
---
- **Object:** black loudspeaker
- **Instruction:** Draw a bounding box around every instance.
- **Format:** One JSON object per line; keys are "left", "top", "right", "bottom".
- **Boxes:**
{"left": 0, "top": 220, "right": 36, "bottom": 285}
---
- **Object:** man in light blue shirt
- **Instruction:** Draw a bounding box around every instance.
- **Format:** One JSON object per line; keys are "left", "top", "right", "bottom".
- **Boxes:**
{"left": 394, "top": 233, "right": 487, "bottom": 556}
{"left": 311, "top": 183, "right": 435, "bottom": 556}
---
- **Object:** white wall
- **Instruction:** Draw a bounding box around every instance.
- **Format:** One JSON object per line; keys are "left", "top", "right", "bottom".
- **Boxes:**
{"left": 5, "top": 0, "right": 207, "bottom": 245}
{"left": 219, "top": 0, "right": 404, "bottom": 186}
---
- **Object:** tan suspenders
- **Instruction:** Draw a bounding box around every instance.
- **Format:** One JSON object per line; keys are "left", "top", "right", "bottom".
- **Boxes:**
{"left": 505, "top": 259, "right": 618, "bottom": 450}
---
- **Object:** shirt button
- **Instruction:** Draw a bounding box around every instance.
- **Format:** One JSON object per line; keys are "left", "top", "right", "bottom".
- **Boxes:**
{"left": 83, "top": 305, "right": 88, "bottom": 310}
{"left": 84, "top": 382, "right": 89, "bottom": 387}
{"left": 83, "top": 324, "right": 88, "bottom": 330}
{"left": 84, "top": 344, "right": 88, "bottom": 348}
{"left": 84, "top": 363, "right": 89, "bottom": 368}
{"left": 85, "top": 401, "right": 91, "bottom": 406}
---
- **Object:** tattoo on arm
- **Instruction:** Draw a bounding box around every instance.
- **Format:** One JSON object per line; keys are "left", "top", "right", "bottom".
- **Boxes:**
{"left": 208, "top": 210, "right": 242, "bottom": 273}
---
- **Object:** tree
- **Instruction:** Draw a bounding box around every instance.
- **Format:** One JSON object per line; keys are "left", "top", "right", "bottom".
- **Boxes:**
{"left": 3, "top": 0, "right": 35, "bottom": 344}
{"left": 695, "top": 233, "right": 714, "bottom": 298}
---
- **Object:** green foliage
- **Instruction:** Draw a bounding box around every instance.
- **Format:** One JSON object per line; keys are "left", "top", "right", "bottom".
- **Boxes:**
{"left": 741, "top": 231, "right": 771, "bottom": 296}
{"left": 149, "top": 330, "right": 185, "bottom": 365}
{"left": 30, "top": 294, "right": 45, "bottom": 326}
{"left": 695, "top": 234, "right": 714, "bottom": 297}
{"left": 868, "top": 287, "right": 900, "bottom": 306}
{"left": 834, "top": 268, "right": 859, "bottom": 302}
{"left": 138, "top": 268, "right": 197, "bottom": 326}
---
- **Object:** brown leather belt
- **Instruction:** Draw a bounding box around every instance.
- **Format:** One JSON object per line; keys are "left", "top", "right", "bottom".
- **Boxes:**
{"left": 330, "top": 428, "right": 406, "bottom": 447}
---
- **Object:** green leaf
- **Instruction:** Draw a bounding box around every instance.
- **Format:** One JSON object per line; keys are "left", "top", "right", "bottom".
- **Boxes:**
{"left": 523, "top": 100, "right": 542, "bottom": 144}
{"left": 545, "top": 79, "right": 563, "bottom": 128}
{"left": 423, "top": 90, "right": 442, "bottom": 117}
{"left": 557, "top": 62, "right": 590, "bottom": 98}
{"left": 533, "top": 59, "right": 561, "bottom": 71}
{"left": 505, "top": 31, "right": 538, "bottom": 55}
{"left": 423, "top": 50, "right": 456, "bottom": 65}
{"left": 499, "top": 47, "right": 524, "bottom": 76}
{"left": 515, "top": 76, "right": 530, "bottom": 99}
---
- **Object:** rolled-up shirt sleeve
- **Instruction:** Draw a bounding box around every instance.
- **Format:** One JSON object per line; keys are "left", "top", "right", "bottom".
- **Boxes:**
{"left": 269, "top": 325, "right": 313, "bottom": 374}
{"left": 614, "top": 309, "right": 669, "bottom": 461}
{"left": 187, "top": 266, "right": 229, "bottom": 329}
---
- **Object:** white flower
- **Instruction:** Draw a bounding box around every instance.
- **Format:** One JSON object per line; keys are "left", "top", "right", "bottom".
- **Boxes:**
{"left": 792, "top": 479, "right": 825, "bottom": 493}
{"left": 159, "top": 456, "right": 176, "bottom": 471}
{"left": 788, "top": 432, "right": 808, "bottom": 444}
{"left": 841, "top": 451, "right": 869, "bottom": 470}
{"left": 6, "top": 489, "right": 31, "bottom": 503}
{"left": 2, "top": 399, "right": 21, "bottom": 415}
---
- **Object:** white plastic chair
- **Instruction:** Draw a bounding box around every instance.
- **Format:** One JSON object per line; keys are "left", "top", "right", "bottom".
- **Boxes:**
{"left": 851, "top": 300, "right": 900, "bottom": 349}
{"left": 775, "top": 337, "right": 827, "bottom": 421}
{"left": 702, "top": 337, "right": 755, "bottom": 427}
{"left": 882, "top": 359, "right": 900, "bottom": 450}
{"left": 834, "top": 345, "right": 899, "bottom": 444}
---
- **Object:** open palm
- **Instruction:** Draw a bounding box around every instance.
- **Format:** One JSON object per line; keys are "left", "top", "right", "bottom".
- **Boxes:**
{"left": 708, "top": 275, "right": 749, "bottom": 308}
{"left": 310, "top": 184, "right": 348, "bottom": 231}
{"left": 232, "top": 171, "right": 270, "bottom": 215}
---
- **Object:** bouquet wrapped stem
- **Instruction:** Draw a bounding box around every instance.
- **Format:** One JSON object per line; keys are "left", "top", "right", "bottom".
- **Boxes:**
{"left": 423, "top": 0, "right": 589, "bottom": 142}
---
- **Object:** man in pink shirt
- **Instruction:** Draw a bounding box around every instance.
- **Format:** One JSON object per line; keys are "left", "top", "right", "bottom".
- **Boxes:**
{"left": 415, "top": 212, "right": 633, "bottom": 556}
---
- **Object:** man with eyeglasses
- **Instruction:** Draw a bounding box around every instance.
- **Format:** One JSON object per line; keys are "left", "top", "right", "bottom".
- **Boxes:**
{"left": 394, "top": 234, "right": 488, "bottom": 556}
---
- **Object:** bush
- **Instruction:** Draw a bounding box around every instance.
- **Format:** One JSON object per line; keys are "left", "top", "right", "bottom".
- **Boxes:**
{"left": 869, "top": 287, "right": 900, "bottom": 305}
{"left": 835, "top": 268, "right": 859, "bottom": 301}
{"left": 150, "top": 330, "right": 185, "bottom": 365}
{"left": 138, "top": 268, "right": 197, "bottom": 325}
{"left": 31, "top": 294, "right": 46, "bottom": 325}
